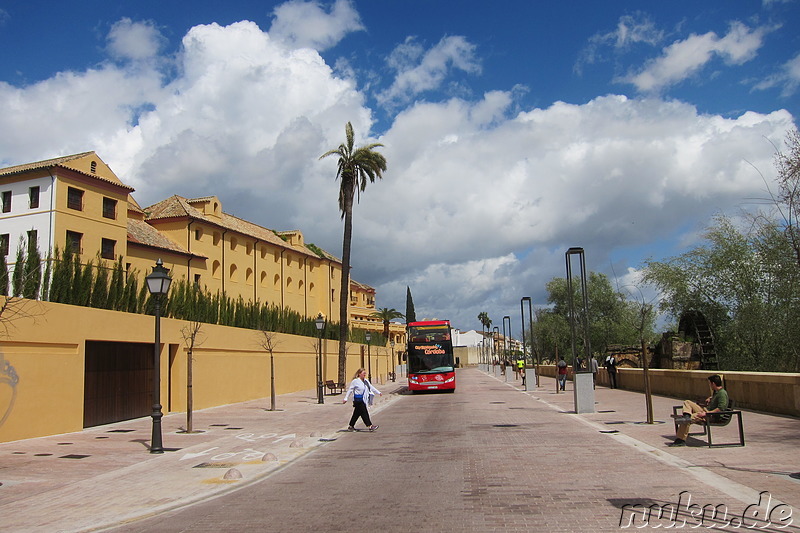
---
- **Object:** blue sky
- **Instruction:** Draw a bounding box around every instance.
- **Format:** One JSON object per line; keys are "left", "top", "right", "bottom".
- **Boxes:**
{"left": 1, "top": 0, "right": 799, "bottom": 333}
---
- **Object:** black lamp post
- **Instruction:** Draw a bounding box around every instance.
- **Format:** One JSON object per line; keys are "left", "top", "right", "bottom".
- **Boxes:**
{"left": 390, "top": 340, "right": 396, "bottom": 381}
{"left": 145, "top": 258, "right": 172, "bottom": 454}
{"left": 521, "top": 296, "right": 538, "bottom": 386}
{"left": 503, "top": 315, "right": 511, "bottom": 361}
{"left": 492, "top": 326, "right": 499, "bottom": 363}
{"left": 315, "top": 314, "right": 325, "bottom": 404}
{"left": 365, "top": 332, "right": 372, "bottom": 380}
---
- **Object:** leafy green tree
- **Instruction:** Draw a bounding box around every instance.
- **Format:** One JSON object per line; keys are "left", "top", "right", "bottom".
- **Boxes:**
{"left": 320, "top": 122, "right": 387, "bottom": 384}
{"left": 371, "top": 307, "right": 404, "bottom": 340}
{"left": 544, "top": 272, "right": 649, "bottom": 360}
{"left": 644, "top": 214, "right": 800, "bottom": 371}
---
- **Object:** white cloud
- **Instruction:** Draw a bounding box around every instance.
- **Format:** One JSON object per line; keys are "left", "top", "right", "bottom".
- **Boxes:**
{"left": 106, "top": 18, "right": 166, "bottom": 62}
{"left": 623, "top": 22, "right": 769, "bottom": 92}
{"left": 575, "top": 13, "right": 664, "bottom": 74}
{"left": 0, "top": 11, "right": 795, "bottom": 329}
{"left": 269, "top": 0, "right": 364, "bottom": 51}
{"left": 377, "top": 35, "right": 481, "bottom": 108}
{"left": 754, "top": 51, "right": 800, "bottom": 97}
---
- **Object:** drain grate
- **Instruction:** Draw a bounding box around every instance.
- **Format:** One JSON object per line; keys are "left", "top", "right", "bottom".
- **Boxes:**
{"left": 95, "top": 436, "right": 109, "bottom": 439}
{"left": 57, "top": 442, "right": 73, "bottom": 446}
{"left": 493, "top": 424, "right": 519, "bottom": 428}
{"left": 59, "top": 454, "right": 90, "bottom": 459}
{"left": 600, "top": 430, "right": 619, "bottom": 434}
{"left": 209, "top": 424, "right": 229, "bottom": 427}
{"left": 597, "top": 410, "right": 616, "bottom": 413}
{"left": 194, "top": 462, "right": 239, "bottom": 469}
{"left": 605, "top": 421, "right": 625, "bottom": 425}
{"left": 224, "top": 427, "right": 244, "bottom": 430}
{"left": 12, "top": 452, "right": 25, "bottom": 455}
{"left": 35, "top": 453, "right": 53, "bottom": 457}
{"left": 107, "top": 429, "right": 135, "bottom": 433}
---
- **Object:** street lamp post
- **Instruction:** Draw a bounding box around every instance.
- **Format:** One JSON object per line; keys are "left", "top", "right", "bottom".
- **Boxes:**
{"left": 492, "top": 326, "right": 499, "bottom": 364}
{"left": 315, "top": 314, "right": 325, "bottom": 404}
{"left": 365, "top": 332, "right": 372, "bottom": 380}
{"left": 519, "top": 296, "right": 539, "bottom": 390}
{"left": 566, "top": 247, "right": 594, "bottom": 414}
{"left": 521, "top": 296, "right": 538, "bottom": 387}
{"left": 390, "top": 340, "right": 396, "bottom": 381}
{"left": 145, "top": 259, "right": 172, "bottom": 454}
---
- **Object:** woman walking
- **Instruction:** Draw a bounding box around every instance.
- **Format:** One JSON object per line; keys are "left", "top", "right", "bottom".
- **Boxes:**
{"left": 343, "top": 368, "right": 382, "bottom": 431}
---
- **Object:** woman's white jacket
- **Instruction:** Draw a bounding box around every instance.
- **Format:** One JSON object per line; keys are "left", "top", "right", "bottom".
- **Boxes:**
{"left": 344, "top": 378, "right": 381, "bottom": 406}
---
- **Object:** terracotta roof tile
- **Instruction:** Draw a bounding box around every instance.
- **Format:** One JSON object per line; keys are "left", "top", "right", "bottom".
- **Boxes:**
{"left": 127, "top": 219, "right": 203, "bottom": 257}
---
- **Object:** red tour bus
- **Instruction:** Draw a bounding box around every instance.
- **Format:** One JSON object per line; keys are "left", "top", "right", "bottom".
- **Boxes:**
{"left": 406, "top": 320, "right": 456, "bottom": 392}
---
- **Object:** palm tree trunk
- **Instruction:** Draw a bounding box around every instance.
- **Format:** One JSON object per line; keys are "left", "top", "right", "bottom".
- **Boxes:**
{"left": 338, "top": 198, "right": 354, "bottom": 384}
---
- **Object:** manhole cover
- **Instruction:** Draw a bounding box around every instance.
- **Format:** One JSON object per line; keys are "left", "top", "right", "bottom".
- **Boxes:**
{"left": 59, "top": 454, "right": 90, "bottom": 459}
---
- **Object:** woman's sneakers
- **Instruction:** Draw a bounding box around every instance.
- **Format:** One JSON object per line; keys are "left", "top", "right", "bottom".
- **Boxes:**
{"left": 368, "top": 425, "right": 379, "bottom": 432}
{"left": 346, "top": 426, "right": 355, "bottom": 432}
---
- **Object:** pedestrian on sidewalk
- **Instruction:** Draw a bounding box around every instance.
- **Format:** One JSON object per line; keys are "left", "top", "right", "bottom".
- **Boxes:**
{"left": 591, "top": 357, "right": 598, "bottom": 389}
{"left": 669, "top": 374, "right": 729, "bottom": 447}
{"left": 557, "top": 356, "right": 568, "bottom": 391}
{"left": 343, "top": 368, "right": 382, "bottom": 431}
{"left": 604, "top": 355, "right": 617, "bottom": 389}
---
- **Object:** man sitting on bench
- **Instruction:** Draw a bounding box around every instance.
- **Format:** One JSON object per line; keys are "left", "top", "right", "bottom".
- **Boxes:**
{"left": 670, "top": 374, "right": 729, "bottom": 447}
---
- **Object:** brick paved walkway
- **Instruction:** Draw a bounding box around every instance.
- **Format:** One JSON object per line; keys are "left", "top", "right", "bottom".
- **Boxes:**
{"left": 0, "top": 368, "right": 798, "bottom": 532}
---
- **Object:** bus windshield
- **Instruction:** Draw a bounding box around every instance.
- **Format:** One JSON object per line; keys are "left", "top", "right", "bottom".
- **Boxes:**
{"left": 407, "top": 322, "right": 454, "bottom": 374}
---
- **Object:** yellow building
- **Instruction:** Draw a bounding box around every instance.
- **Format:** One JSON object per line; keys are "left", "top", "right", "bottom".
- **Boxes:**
{"left": 0, "top": 151, "right": 407, "bottom": 443}
{"left": 0, "top": 151, "right": 389, "bottom": 327}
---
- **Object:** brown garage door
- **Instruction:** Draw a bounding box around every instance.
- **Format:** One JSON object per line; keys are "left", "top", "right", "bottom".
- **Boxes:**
{"left": 84, "top": 341, "right": 153, "bottom": 428}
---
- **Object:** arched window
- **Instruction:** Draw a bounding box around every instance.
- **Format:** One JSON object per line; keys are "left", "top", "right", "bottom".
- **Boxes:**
{"left": 212, "top": 260, "right": 221, "bottom": 279}
{"left": 229, "top": 263, "right": 238, "bottom": 282}
{"left": 246, "top": 267, "right": 253, "bottom": 285}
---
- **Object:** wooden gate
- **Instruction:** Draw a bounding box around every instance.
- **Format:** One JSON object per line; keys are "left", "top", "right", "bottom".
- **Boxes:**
{"left": 84, "top": 341, "right": 152, "bottom": 428}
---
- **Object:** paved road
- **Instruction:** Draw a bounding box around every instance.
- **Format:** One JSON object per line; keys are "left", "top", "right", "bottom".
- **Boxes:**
{"left": 105, "top": 369, "right": 789, "bottom": 533}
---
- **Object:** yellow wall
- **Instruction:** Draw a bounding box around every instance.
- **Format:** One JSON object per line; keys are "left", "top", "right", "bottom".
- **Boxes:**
{"left": 0, "top": 300, "right": 388, "bottom": 443}
{"left": 537, "top": 364, "right": 800, "bottom": 416}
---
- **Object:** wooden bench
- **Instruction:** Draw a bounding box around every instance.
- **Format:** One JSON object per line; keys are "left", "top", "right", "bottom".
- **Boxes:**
{"left": 672, "top": 399, "right": 745, "bottom": 447}
{"left": 325, "top": 380, "right": 344, "bottom": 395}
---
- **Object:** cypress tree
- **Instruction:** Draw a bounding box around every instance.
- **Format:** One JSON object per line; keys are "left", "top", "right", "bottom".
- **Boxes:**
{"left": 107, "top": 258, "right": 124, "bottom": 310}
{"left": 41, "top": 253, "right": 52, "bottom": 301}
{"left": 12, "top": 239, "right": 25, "bottom": 297}
{"left": 0, "top": 253, "right": 8, "bottom": 296}
{"left": 90, "top": 261, "right": 109, "bottom": 308}
{"left": 22, "top": 240, "right": 41, "bottom": 299}
{"left": 405, "top": 286, "right": 417, "bottom": 323}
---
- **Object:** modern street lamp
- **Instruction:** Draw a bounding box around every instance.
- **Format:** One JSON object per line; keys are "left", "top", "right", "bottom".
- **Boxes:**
{"left": 502, "top": 315, "right": 511, "bottom": 361}
{"left": 390, "top": 340, "right": 396, "bottom": 381}
{"left": 314, "top": 314, "right": 325, "bottom": 404}
{"left": 566, "top": 246, "right": 594, "bottom": 413}
{"left": 365, "top": 332, "right": 372, "bottom": 380}
{"left": 521, "top": 296, "right": 538, "bottom": 386}
{"left": 493, "top": 326, "right": 499, "bottom": 363}
{"left": 145, "top": 258, "right": 172, "bottom": 454}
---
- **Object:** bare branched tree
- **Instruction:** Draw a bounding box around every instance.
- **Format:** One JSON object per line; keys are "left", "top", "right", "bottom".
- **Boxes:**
{"left": 256, "top": 330, "right": 281, "bottom": 411}
{"left": 180, "top": 320, "right": 205, "bottom": 433}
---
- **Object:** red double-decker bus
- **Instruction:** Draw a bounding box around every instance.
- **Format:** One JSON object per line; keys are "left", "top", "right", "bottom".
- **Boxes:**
{"left": 406, "top": 320, "right": 456, "bottom": 392}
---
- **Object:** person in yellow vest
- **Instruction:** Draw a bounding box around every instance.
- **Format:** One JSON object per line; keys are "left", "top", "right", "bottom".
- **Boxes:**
{"left": 517, "top": 358, "right": 525, "bottom": 385}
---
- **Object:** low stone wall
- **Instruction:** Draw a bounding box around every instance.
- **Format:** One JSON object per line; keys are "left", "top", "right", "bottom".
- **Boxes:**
{"left": 535, "top": 364, "right": 800, "bottom": 417}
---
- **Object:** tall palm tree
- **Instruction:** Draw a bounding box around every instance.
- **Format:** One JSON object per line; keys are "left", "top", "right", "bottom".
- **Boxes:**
{"left": 478, "top": 311, "right": 492, "bottom": 362}
{"left": 371, "top": 307, "right": 404, "bottom": 340}
{"left": 320, "top": 122, "right": 387, "bottom": 384}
